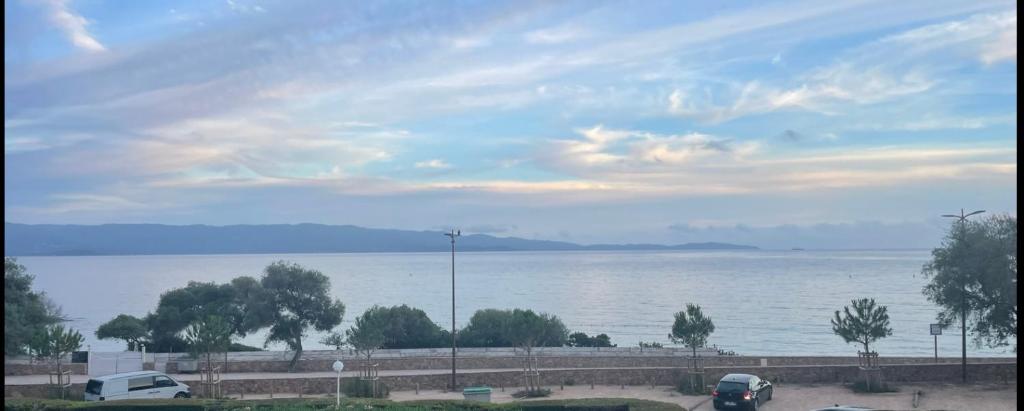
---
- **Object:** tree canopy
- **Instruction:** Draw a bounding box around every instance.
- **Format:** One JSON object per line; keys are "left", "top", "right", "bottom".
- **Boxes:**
{"left": 96, "top": 314, "right": 149, "bottom": 351}
{"left": 345, "top": 309, "right": 388, "bottom": 360}
{"left": 351, "top": 305, "right": 446, "bottom": 350}
{"left": 458, "top": 308, "right": 567, "bottom": 348}
{"left": 5, "top": 258, "right": 65, "bottom": 356}
{"left": 922, "top": 215, "right": 1017, "bottom": 350}
{"left": 260, "top": 261, "right": 345, "bottom": 370}
{"left": 567, "top": 332, "right": 616, "bottom": 347}
{"left": 831, "top": 298, "right": 893, "bottom": 354}
{"left": 669, "top": 303, "right": 715, "bottom": 357}
{"left": 29, "top": 324, "right": 84, "bottom": 364}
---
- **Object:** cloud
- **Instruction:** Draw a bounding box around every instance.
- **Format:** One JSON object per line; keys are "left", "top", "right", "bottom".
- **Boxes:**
{"left": 666, "top": 220, "right": 951, "bottom": 249}
{"left": 41, "top": 0, "right": 105, "bottom": 52}
{"left": 415, "top": 159, "right": 453, "bottom": 169}
{"left": 226, "top": 0, "right": 265, "bottom": 14}
{"left": 667, "top": 10, "right": 1015, "bottom": 123}
{"left": 524, "top": 25, "right": 586, "bottom": 44}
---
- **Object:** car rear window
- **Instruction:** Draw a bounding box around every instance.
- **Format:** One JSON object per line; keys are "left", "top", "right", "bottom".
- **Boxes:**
{"left": 85, "top": 379, "right": 103, "bottom": 395}
{"left": 716, "top": 381, "right": 748, "bottom": 393}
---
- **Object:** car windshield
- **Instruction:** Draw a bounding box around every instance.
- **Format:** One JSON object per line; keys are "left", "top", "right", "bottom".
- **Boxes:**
{"left": 716, "top": 381, "right": 748, "bottom": 393}
{"left": 85, "top": 380, "right": 103, "bottom": 395}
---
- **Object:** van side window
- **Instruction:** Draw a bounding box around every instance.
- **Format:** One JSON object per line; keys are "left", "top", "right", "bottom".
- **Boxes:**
{"left": 128, "top": 376, "right": 154, "bottom": 391}
{"left": 154, "top": 376, "right": 176, "bottom": 387}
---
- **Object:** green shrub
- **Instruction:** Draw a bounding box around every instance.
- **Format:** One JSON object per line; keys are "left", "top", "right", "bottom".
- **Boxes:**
{"left": 342, "top": 378, "right": 390, "bottom": 398}
{"left": 674, "top": 374, "right": 707, "bottom": 395}
{"left": 512, "top": 388, "right": 552, "bottom": 398}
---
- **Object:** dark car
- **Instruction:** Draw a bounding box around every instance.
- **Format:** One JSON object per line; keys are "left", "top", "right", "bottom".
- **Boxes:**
{"left": 712, "top": 373, "right": 773, "bottom": 410}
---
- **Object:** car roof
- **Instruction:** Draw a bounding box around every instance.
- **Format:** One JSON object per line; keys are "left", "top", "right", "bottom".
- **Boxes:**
{"left": 90, "top": 370, "right": 163, "bottom": 381}
{"left": 719, "top": 373, "right": 756, "bottom": 382}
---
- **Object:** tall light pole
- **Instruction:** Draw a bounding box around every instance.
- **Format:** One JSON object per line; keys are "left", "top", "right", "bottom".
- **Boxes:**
{"left": 941, "top": 208, "right": 984, "bottom": 383}
{"left": 444, "top": 229, "right": 461, "bottom": 390}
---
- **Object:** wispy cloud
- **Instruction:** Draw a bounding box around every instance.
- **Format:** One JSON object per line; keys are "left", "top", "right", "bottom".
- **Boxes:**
{"left": 41, "top": 0, "right": 105, "bottom": 52}
{"left": 415, "top": 159, "right": 452, "bottom": 169}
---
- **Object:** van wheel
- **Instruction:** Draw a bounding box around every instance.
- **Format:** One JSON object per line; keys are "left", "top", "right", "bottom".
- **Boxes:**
{"left": 174, "top": 392, "right": 188, "bottom": 398}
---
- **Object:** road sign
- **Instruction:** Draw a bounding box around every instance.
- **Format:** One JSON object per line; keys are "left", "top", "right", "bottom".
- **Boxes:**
{"left": 930, "top": 324, "right": 942, "bottom": 335}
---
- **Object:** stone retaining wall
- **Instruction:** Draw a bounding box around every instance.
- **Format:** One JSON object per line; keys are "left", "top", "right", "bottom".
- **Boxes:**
{"left": 3, "top": 363, "right": 88, "bottom": 376}
{"left": 165, "top": 355, "right": 1015, "bottom": 374}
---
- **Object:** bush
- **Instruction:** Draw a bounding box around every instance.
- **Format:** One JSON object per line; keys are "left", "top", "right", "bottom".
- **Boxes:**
{"left": 675, "top": 374, "right": 707, "bottom": 395}
{"left": 512, "top": 388, "right": 552, "bottom": 398}
{"left": 342, "top": 378, "right": 390, "bottom": 398}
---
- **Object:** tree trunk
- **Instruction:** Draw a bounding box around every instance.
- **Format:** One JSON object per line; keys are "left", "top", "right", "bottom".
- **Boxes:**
{"left": 289, "top": 339, "right": 303, "bottom": 372}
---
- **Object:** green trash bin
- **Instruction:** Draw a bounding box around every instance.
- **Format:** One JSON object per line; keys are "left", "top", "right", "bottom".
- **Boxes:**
{"left": 463, "top": 386, "right": 492, "bottom": 402}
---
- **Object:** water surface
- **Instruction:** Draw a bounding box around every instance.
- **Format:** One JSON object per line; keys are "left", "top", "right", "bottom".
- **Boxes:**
{"left": 17, "top": 250, "right": 1015, "bottom": 356}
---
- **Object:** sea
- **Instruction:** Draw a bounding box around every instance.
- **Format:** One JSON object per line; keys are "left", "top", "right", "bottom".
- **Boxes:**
{"left": 15, "top": 249, "right": 1016, "bottom": 356}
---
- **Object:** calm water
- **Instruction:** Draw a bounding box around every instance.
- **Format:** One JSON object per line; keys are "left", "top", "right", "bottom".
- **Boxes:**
{"left": 17, "top": 250, "right": 1016, "bottom": 356}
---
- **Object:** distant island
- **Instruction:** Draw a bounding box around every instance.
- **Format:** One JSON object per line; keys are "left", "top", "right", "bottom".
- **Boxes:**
{"left": 4, "top": 222, "right": 758, "bottom": 256}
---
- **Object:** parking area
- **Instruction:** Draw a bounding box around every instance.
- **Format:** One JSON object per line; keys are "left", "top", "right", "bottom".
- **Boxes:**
{"left": 731, "top": 382, "right": 1017, "bottom": 411}
{"left": 387, "top": 382, "right": 1017, "bottom": 411}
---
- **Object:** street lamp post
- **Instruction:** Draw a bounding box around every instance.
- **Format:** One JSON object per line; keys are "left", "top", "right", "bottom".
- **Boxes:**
{"left": 444, "top": 229, "right": 461, "bottom": 390}
{"left": 941, "top": 208, "right": 984, "bottom": 383}
{"left": 332, "top": 360, "right": 344, "bottom": 408}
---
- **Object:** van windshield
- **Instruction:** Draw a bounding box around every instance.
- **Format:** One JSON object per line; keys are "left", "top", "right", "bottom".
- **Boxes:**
{"left": 85, "top": 380, "right": 103, "bottom": 395}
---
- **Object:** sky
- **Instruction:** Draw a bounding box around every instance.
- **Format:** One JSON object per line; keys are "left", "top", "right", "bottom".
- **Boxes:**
{"left": 3, "top": 0, "right": 1018, "bottom": 249}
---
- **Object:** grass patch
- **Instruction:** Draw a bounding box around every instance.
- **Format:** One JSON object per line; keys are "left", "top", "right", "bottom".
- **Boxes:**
{"left": 3, "top": 397, "right": 685, "bottom": 411}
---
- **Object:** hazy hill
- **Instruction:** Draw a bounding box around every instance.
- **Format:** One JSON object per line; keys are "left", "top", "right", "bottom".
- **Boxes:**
{"left": 3, "top": 222, "right": 757, "bottom": 256}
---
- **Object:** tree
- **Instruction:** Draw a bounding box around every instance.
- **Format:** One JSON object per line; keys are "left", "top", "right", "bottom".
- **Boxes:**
{"left": 147, "top": 281, "right": 241, "bottom": 352}
{"left": 30, "top": 324, "right": 84, "bottom": 398}
{"left": 260, "top": 261, "right": 345, "bottom": 371}
{"left": 5, "top": 258, "right": 65, "bottom": 356}
{"left": 922, "top": 215, "right": 1017, "bottom": 350}
{"left": 96, "top": 314, "right": 149, "bottom": 351}
{"left": 638, "top": 341, "right": 664, "bottom": 348}
{"left": 568, "top": 332, "right": 616, "bottom": 347}
{"left": 184, "top": 316, "right": 233, "bottom": 376}
{"left": 669, "top": 303, "right": 715, "bottom": 358}
{"left": 354, "top": 305, "right": 446, "bottom": 349}
{"left": 459, "top": 308, "right": 567, "bottom": 348}
{"left": 320, "top": 332, "right": 346, "bottom": 350}
{"left": 830, "top": 298, "right": 893, "bottom": 354}
{"left": 506, "top": 309, "right": 568, "bottom": 392}
{"left": 345, "top": 310, "right": 387, "bottom": 361}
{"left": 458, "top": 309, "right": 514, "bottom": 347}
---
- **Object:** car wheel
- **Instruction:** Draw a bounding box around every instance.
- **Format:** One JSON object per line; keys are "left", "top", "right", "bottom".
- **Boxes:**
{"left": 751, "top": 398, "right": 759, "bottom": 411}
{"left": 174, "top": 392, "right": 188, "bottom": 398}
{"left": 767, "top": 387, "right": 773, "bottom": 401}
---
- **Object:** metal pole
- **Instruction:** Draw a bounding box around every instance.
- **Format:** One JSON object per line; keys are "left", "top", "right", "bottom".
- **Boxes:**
{"left": 941, "top": 208, "right": 984, "bottom": 384}
{"left": 444, "top": 229, "right": 459, "bottom": 390}
{"left": 934, "top": 335, "right": 937, "bottom": 362}
{"left": 336, "top": 370, "right": 340, "bottom": 408}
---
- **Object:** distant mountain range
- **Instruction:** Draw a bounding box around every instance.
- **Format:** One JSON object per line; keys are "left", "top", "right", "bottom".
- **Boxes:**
{"left": 3, "top": 222, "right": 758, "bottom": 256}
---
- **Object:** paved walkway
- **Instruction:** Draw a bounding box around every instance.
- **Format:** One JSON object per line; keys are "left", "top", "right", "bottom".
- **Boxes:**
{"left": 228, "top": 383, "right": 1018, "bottom": 411}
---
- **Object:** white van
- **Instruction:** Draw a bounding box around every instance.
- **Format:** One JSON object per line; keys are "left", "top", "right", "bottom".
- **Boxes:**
{"left": 84, "top": 370, "right": 191, "bottom": 401}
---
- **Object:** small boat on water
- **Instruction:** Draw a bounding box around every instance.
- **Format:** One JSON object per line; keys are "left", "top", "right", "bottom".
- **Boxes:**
{"left": 791, "top": 248, "right": 805, "bottom": 251}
